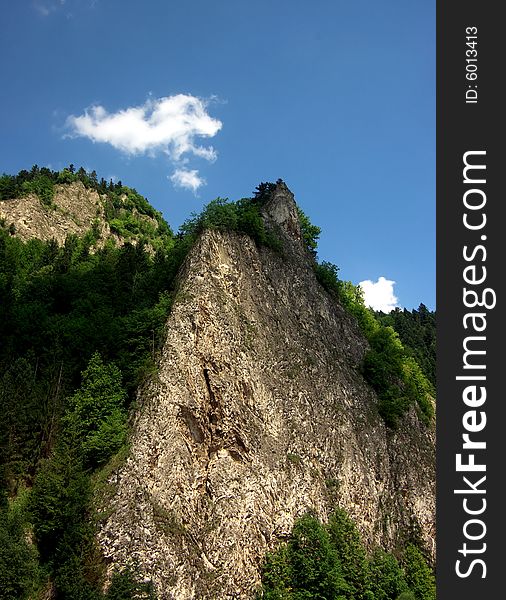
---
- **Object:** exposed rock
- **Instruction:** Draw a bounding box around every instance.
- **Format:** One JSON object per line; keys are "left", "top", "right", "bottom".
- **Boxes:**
{"left": 0, "top": 182, "right": 111, "bottom": 245}
{"left": 96, "top": 184, "right": 435, "bottom": 599}
{"left": 0, "top": 181, "right": 158, "bottom": 249}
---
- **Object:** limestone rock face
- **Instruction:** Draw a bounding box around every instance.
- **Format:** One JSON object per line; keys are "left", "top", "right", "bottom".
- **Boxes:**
{"left": 97, "top": 184, "right": 435, "bottom": 599}
{"left": 0, "top": 181, "right": 158, "bottom": 248}
{"left": 0, "top": 182, "right": 116, "bottom": 245}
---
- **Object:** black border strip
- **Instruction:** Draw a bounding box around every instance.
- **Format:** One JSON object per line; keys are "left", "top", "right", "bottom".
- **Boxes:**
{"left": 437, "top": 2, "right": 503, "bottom": 597}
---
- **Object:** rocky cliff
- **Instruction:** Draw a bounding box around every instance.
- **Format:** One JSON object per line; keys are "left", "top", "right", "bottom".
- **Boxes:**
{"left": 0, "top": 182, "right": 114, "bottom": 245}
{"left": 96, "top": 183, "right": 435, "bottom": 599}
{"left": 0, "top": 180, "right": 160, "bottom": 248}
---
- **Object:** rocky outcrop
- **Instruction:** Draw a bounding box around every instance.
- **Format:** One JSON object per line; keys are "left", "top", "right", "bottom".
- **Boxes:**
{"left": 0, "top": 182, "right": 112, "bottom": 245}
{"left": 0, "top": 181, "right": 158, "bottom": 248}
{"left": 96, "top": 183, "right": 435, "bottom": 599}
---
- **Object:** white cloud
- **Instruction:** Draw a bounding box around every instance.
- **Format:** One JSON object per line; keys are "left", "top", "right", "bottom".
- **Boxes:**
{"left": 66, "top": 95, "right": 222, "bottom": 160}
{"left": 170, "top": 169, "right": 205, "bottom": 193}
{"left": 66, "top": 94, "right": 222, "bottom": 192}
{"left": 359, "top": 276, "right": 399, "bottom": 312}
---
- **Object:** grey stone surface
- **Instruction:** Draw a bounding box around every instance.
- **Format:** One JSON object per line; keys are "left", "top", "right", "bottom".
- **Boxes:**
{"left": 96, "top": 184, "right": 435, "bottom": 599}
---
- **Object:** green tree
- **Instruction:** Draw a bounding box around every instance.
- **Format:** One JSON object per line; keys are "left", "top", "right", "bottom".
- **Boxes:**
{"left": 22, "top": 174, "right": 55, "bottom": 205}
{"left": 402, "top": 544, "right": 435, "bottom": 600}
{"left": 296, "top": 207, "right": 320, "bottom": 256}
{"left": 253, "top": 181, "right": 277, "bottom": 203}
{"left": 0, "top": 357, "right": 48, "bottom": 494}
{"left": 0, "top": 174, "right": 17, "bottom": 200}
{"left": 376, "top": 305, "right": 436, "bottom": 388}
{"left": 63, "top": 353, "right": 127, "bottom": 468}
{"left": 179, "top": 195, "right": 281, "bottom": 252}
{"left": 260, "top": 513, "right": 349, "bottom": 599}
{"left": 326, "top": 509, "right": 371, "bottom": 600}
{"left": 288, "top": 513, "right": 348, "bottom": 598}
{"left": 30, "top": 446, "right": 90, "bottom": 563}
{"left": 362, "top": 327, "right": 407, "bottom": 427}
{"left": 368, "top": 548, "right": 409, "bottom": 600}
{"left": 261, "top": 544, "right": 292, "bottom": 599}
{"left": 106, "top": 567, "right": 157, "bottom": 599}
{"left": 0, "top": 491, "right": 42, "bottom": 600}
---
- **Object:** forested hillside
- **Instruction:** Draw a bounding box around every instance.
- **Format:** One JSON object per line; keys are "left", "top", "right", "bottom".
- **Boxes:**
{"left": 375, "top": 306, "right": 436, "bottom": 388}
{"left": 0, "top": 165, "right": 172, "bottom": 250}
{"left": 0, "top": 170, "right": 435, "bottom": 600}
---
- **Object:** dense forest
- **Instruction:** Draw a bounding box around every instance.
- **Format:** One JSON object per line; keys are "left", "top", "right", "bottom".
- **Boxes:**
{"left": 0, "top": 169, "right": 435, "bottom": 599}
{"left": 375, "top": 306, "right": 435, "bottom": 389}
{"left": 259, "top": 509, "right": 435, "bottom": 600}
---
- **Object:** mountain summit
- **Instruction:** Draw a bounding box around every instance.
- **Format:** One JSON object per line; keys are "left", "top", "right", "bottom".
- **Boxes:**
{"left": 95, "top": 183, "right": 435, "bottom": 598}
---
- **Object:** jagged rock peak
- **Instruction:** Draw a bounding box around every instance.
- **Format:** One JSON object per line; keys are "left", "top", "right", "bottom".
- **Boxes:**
{"left": 261, "top": 180, "right": 303, "bottom": 245}
{"left": 96, "top": 220, "right": 435, "bottom": 599}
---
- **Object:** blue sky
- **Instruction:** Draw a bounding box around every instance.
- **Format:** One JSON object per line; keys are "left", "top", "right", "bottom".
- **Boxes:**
{"left": 0, "top": 0, "right": 435, "bottom": 311}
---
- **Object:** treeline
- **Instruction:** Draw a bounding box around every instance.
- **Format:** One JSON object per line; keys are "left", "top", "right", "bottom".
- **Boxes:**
{"left": 375, "top": 306, "right": 436, "bottom": 389}
{"left": 259, "top": 509, "right": 435, "bottom": 600}
{"left": 0, "top": 164, "right": 127, "bottom": 205}
{"left": 0, "top": 226, "right": 197, "bottom": 493}
{"left": 0, "top": 164, "right": 122, "bottom": 206}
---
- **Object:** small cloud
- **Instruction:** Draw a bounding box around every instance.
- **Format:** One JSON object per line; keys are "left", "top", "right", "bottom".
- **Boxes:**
{"left": 170, "top": 169, "right": 205, "bottom": 194}
{"left": 359, "top": 276, "right": 399, "bottom": 312}
{"left": 66, "top": 94, "right": 222, "bottom": 160}
{"left": 66, "top": 94, "right": 222, "bottom": 192}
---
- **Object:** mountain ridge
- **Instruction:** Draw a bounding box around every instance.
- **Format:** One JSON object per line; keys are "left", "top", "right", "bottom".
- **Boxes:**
{"left": 0, "top": 172, "right": 435, "bottom": 599}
